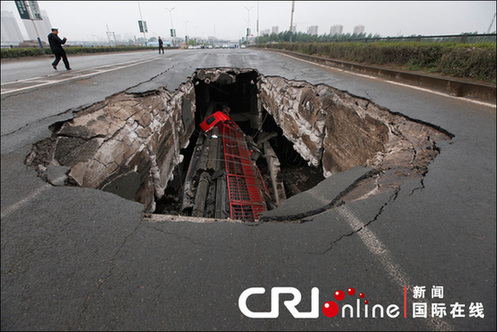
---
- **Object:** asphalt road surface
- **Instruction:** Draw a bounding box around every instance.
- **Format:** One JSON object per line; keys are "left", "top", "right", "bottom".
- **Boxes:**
{"left": 1, "top": 49, "right": 495, "bottom": 330}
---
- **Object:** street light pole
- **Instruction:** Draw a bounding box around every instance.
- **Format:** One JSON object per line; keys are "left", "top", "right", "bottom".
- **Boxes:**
{"left": 244, "top": 6, "right": 253, "bottom": 44}
{"left": 256, "top": 1, "right": 259, "bottom": 42}
{"left": 138, "top": 1, "right": 147, "bottom": 45}
{"left": 194, "top": 26, "right": 199, "bottom": 45}
{"left": 289, "top": 0, "right": 295, "bottom": 43}
{"left": 165, "top": 7, "right": 175, "bottom": 46}
{"left": 25, "top": 1, "right": 44, "bottom": 53}
{"left": 184, "top": 20, "right": 189, "bottom": 46}
{"left": 106, "top": 24, "right": 112, "bottom": 45}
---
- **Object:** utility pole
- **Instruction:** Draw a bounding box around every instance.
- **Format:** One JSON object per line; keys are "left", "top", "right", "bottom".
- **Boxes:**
{"left": 256, "top": 1, "right": 260, "bottom": 42}
{"left": 138, "top": 1, "right": 147, "bottom": 45}
{"left": 105, "top": 25, "right": 117, "bottom": 45}
{"left": 165, "top": 7, "right": 175, "bottom": 46}
{"left": 245, "top": 6, "right": 253, "bottom": 43}
{"left": 24, "top": 1, "right": 44, "bottom": 53}
{"left": 289, "top": 0, "right": 295, "bottom": 43}
{"left": 106, "top": 24, "right": 112, "bottom": 45}
{"left": 488, "top": 12, "right": 496, "bottom": 33}
{"left": 184, "top": 20, "right": 190, "bottom": 45}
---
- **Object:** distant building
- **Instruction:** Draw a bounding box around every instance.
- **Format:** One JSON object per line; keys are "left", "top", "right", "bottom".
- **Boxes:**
{"left": 271, "top": 26, "right": 279, "bottom": 34}
{"left": 330, "top": 24, "right": 343, "bottom": 35}
{"left": 307, "top": 25, "right": 318, "bottom": 35}
{"left": 261, "top": 29, "right": 270, "bottom": 36}
{"left": 353, "top": 25, "right": 365, "bottom": 34}
{"left": 1, "top": 11, "right": 24, "bottom": 44}
{"left": 23, "top": 10, "right": 52, "bottom": 40}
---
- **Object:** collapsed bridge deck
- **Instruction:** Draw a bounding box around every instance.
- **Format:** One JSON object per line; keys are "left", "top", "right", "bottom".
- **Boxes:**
{"left": 25, "top": 67, "right": 452, "bottom": 223}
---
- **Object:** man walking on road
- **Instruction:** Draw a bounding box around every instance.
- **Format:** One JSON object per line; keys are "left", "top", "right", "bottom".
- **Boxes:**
{"left": 158, "top": 36, "right": 164, "bottom": 54}
{"left": 48, "top": 28, "right": 71, "bottom": 70}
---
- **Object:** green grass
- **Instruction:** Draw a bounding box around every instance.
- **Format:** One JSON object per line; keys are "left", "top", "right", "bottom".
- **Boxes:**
{"left": 256, "top": 41, "right": 496, "bottom": 81}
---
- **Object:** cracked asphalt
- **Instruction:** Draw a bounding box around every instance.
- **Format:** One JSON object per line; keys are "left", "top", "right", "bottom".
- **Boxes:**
{"left": 1, "top": 49, "right": 496, "bottom": 330}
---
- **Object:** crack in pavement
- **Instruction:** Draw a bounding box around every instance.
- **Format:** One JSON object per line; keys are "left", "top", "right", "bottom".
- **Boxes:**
{"left": 318, "top": 190, "right": 454, "bottom": 331}
{"left": 409, "top": 177, "right": 426, "bottom": 196}
{"left": 69, "top": 220, "right": 143, "bottom": 330}
{"left": 298, "top": 178, "right": 455, "bottom": 330}
{"left": 308, "top": 187, "right": 400, "bottom": 256}
{"left": 125, "top": 64, "right": 176, "bottom": 93}
{"left": 148, "top": 225, "right": 238, "bottom": 250}
{"left": 3, "top": 61, "right": 175, "bottom": 138}
{"left": 1, "top": 106, "right": 76, "bottom": 138}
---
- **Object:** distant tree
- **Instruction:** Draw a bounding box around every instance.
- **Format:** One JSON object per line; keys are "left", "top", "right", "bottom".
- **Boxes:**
{"left": 255, "top": 30, "right": 381, "bottom": 44}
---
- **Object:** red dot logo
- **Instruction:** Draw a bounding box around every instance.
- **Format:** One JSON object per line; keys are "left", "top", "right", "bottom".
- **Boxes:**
{"left": 323, "top": 288, "right": 369, "bottom": 318}
{"left": 322, "top": 301, "right": 339, "bottom": 317}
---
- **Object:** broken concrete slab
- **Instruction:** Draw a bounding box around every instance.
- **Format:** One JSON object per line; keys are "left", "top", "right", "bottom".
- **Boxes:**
{"left": 45, "top": 165, "right": 70, "bottom": 186}
{"left": 259, "top": 166, "right": 375, "bottom": 221}
{"left": 102, "top": 171, "right": 142, "bottom": 201}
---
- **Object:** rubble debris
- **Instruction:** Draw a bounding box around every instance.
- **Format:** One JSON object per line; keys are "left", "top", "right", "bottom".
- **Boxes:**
{"left": 262, "top": 141, "right": 286, "bottom": 205}
{"left": 260, "top": 166, "right": 375, "bottom": 221}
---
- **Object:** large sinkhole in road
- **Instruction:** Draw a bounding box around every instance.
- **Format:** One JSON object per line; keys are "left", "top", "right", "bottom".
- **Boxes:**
{"left": 26, "top": 67, "right": 453, "bottom": 222}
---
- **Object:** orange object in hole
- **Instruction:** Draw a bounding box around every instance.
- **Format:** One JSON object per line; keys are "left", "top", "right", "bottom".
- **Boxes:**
{"left": 200, "top": 111, "right": 231, "bottom": 132}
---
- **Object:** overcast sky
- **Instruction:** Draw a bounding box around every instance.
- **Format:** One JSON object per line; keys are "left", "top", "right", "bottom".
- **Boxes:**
{"left": 2, "top": 1, "right": 496, "bottom": 41}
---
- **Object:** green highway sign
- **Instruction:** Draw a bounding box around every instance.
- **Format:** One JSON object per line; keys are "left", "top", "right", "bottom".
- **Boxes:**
{"left": 15, "top": 1, "right": 30, "bottom": 19}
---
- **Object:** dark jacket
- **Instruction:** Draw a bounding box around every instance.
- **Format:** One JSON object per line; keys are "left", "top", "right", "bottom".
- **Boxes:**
{"left": 48, "top": 32, "right": 67, "bottom": 53}
{"left": 159, "top": 38, "right": 163, "bottom": 46}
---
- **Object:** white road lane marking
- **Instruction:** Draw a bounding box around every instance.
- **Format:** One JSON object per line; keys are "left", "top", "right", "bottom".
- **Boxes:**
{"left": 337, "top": 205, "right": 453, "bottom": 331}
{"left": 1, "top": 175, "right": 66, "bottom": 219}
{"left": 1, "top": 56, "right": 161, "bottom": 95}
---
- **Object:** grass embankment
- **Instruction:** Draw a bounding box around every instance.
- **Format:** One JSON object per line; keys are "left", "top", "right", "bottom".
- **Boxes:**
{"left": 256, "top": 42, "right": 496, "bottom": 82}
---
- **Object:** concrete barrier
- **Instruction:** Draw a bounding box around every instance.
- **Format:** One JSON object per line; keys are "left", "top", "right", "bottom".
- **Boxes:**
{"left": 266, "top": 49, "right": 496, "bottom": 103}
